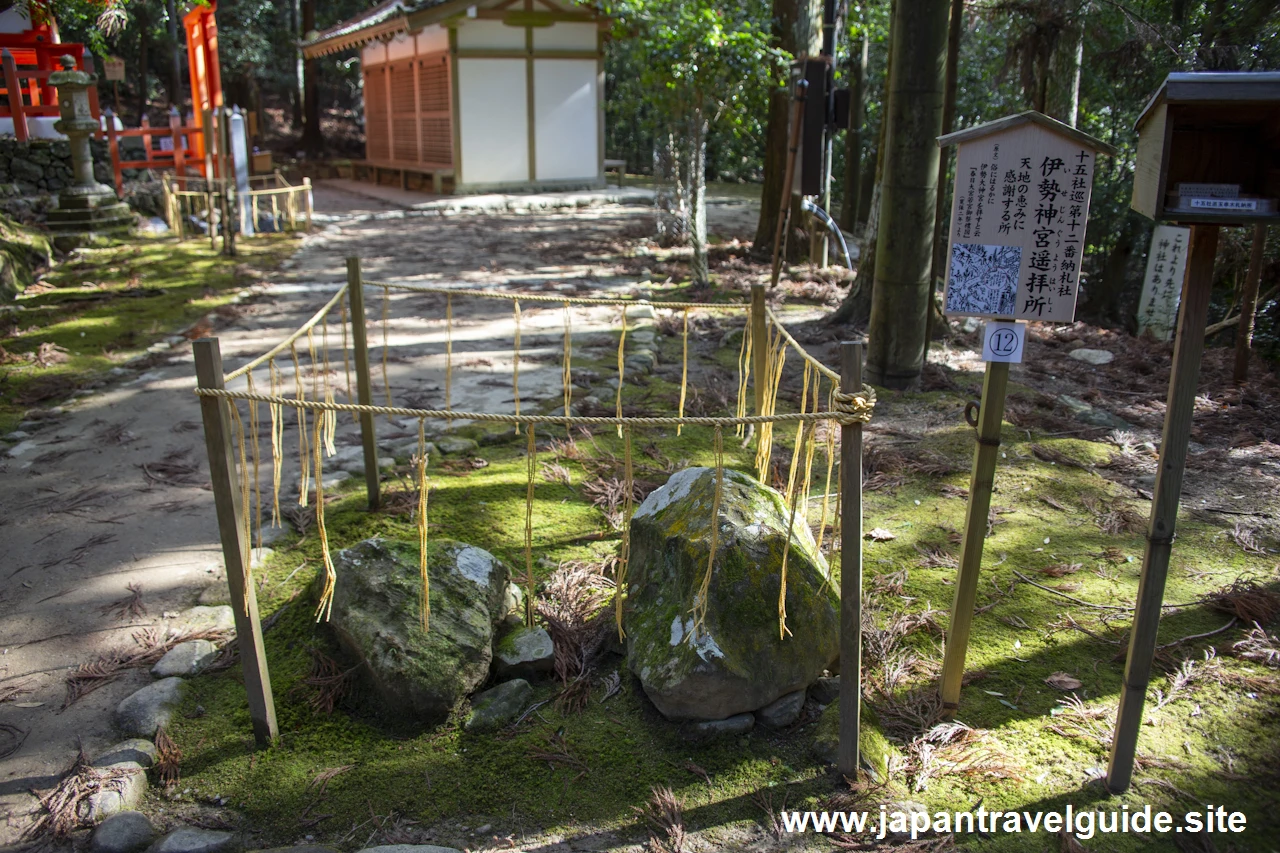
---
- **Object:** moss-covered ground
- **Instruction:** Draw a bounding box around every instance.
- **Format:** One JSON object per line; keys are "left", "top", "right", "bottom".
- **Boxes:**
{"left": 0, "top": 234, "right": 298, "bottom": 433}
{"left": 156, "top": 307, "right": 1280, "bottom": 852}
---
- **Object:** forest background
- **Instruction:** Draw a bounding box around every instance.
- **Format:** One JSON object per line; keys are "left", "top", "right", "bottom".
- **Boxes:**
{"left": 38, "top": 0, "right": 1280, "bottom": 360}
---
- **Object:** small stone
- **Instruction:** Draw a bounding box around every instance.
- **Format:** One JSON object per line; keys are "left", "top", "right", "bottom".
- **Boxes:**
{"left": 149, "top": 828, "right": 238, "bottom": 853}
{"left": 493, "top": 626, "right": 554, "bottom": 679}
{"left": 91, "top": 810, "right": 155, "bottom": 853}
{"left": 690, "top": 713, "right": 755, "bottom": 739}
{"left": 1056, "top": 394, "right": 1132, "bottom": 430}
{"left": 755, "top": 690, "right": 805, "bottom": 727}
{"left": 808, "top": 676, "right": 840, "bottom": 706}
{"left": 197, "top": 584, "right": 230, "bottom": 606}
{"left": 464, "top": 679, "right": 533, "bottom": 732}
{"left": 84, "top": 762, "right": 147, "bottom": 821}
{"left": 258, "top": 524, "right": 289, "bottom": 547}
{"left": 7, "top": 439, "right": 38, "bottom": 457}
{"left": 629, "top": 329, "right": 656, "bottom": 345}
{"left": 150, "top": 640, "right": 218, "bottom": 678}
{"left": 114, "top": 678, "right": 187, "bottom": 737}
{"left": 179, "top": 606, "right": 235, "bottom": 633}
{"left": 250, "top": 547, "right": 274, "bottom": 569}
{"left": 624, "top": 304, "right": 656, "bottom": 320}
{"left": 1068, "top": 348, "right": 1115, "bottom": 366}
{"left": 4, "top": 430, "right": 30, "bottom": 441}
{"left": 93, "top": 739, "right": 158, "bottom": 769}
{"left": 960, "top": 317, "right": 981, "bottom": 334}
{"left": 624, "top": 351, "right": 656, "bottom": 373}
{"left": 435, "top": 436, "right": 479, "bottom": 456}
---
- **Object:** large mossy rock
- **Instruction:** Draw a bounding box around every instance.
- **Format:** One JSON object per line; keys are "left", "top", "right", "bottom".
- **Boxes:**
{"left": 623, "top": 467, "right": 839, "bottom": 721}
{"left": 0, "top": 212, "right": 50, "bottom": 301}
{"left": 329, "top": 538, "right": 515, "bottom": 723}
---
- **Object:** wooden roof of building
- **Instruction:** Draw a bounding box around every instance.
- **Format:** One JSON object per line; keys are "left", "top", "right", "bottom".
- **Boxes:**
{"left": 1135, "top": 72, "right": 1280, "bottom": 131}
{"left": 937, "top": 110, "right": 1118, "bottom": 156}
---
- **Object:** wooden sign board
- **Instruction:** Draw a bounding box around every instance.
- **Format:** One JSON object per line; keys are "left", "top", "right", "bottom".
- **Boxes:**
{"left": 103, "top": 58, "right": 125, "bottom": 82}
{"left": 1136, "top": 224, "right": 1190, "bottom": 341}
{"left": 942, "top": 123, "right": 1098, "bottom": 323}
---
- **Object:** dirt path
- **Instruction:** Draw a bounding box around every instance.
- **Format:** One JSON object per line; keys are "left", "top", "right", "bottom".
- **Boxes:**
{"left": 0, "top": 184, "right": 759, "bottom": 843}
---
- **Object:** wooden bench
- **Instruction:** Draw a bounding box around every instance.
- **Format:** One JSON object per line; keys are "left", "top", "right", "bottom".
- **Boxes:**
{"left": 603, "top": 158, "right": 626, "bottom": 187}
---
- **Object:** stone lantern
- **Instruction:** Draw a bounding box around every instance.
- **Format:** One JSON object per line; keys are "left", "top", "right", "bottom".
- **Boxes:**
{"left": 46, "top": 55, "right": 133, "bottom": 247}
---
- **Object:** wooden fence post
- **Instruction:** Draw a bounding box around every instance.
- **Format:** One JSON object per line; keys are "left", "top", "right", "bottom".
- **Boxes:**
{"left": 193, "top": 338, "right": 279, "bottom": 748}
{"left": 161, "top": 172, "right": 172, "bottom": 231}
{"left": 938, "top": 358, "right": 1011, "bottom": 715}
{"left": 838, "top": 341, "right": 865, "bottom": 778}
{"left": 303, "top": 177, "right": 314, "bottom": 232}
{"left": 1233, "top": 223, "right": 1267, "bottom": 384}
{"left": 1107, "top": 224, "right": 1219, "bottom": 794}
{"left": 219, "top": 108, "right": 235, "bottom": 257}
{"left": 751, "top": 284, "right": 767, "bottom": 417}
{"left": 2, "top": 49, "right": 28, "bottom": 143}
{"left": 346, "top": 257, "right": 381, "bottom": 510}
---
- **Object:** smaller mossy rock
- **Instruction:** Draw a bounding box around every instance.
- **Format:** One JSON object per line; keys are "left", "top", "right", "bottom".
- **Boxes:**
{"left": 83, "top": 762, "right": 147, "bottom": 822}
{"left": 811, "top": 701, "right": 899, "bottom": 782}
{"left": 493, "top": 626, "right": 554, "bottom": 678}
{"left": 114, "top": 678, "right": 187, "bottom": 738}
{"left": 92, "top": 811, "right": 156, "bottom": 853}
{"left": 624, "top": 467, "right": 839, "bottom": 721}
{"left": 148, "top": 828, "right": 238, "bottom": 853}
{"left": 151, "top": 640, "right": 218, "bottom": 678}
{"left": 755, "top": 689, "right": 805, "bottom": 728}
{"left": 463, "top": 678, "right": 533, "bottom": 732}
{"left": 689, "top": 713, "right": 755, "bottom": 740}
{"left": 93, "top": 739, "right": 158, "bottom": 769}
{"left": 179, "top": 606, "right": 235, "bottom": 633}
{"left": 0, "top": 212, "right": 51, "bottom": 301}
{"left": 435, "top": 436, "right": 479, "bottom": 456}
{"left": 809, "top": 675, "right": 840, "bottom": 706}
{"left": 329, "top": 538, "right": 514, "bottom": 723}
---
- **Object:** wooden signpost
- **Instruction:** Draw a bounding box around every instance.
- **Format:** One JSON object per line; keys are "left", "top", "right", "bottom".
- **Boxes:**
{"left": 1107, "top": 72, "right": 1280, "bottom": 795}
{"left": 933, "top": 112, "right": 1117, "bottom": 717}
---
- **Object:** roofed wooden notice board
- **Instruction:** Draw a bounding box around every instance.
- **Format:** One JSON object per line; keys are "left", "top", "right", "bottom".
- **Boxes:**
{"left": 933, "top": 111, "right": 1117, "bottom": 722}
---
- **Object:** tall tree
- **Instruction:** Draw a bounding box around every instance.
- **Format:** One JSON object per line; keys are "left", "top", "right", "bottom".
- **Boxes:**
{"left": 300, "top": 0, "right": 321, "bottom": 154}
{"left": 166, "top": 0, "right": 182, "bottom": 107}
{"left": 839, "top": 26, "right": 868, "bottom": 232}
{"left": 863, "top": 0, "right": 949, "bottom": 388}
{"left": 751, "top": 0, "right": 821, "bottom": 259}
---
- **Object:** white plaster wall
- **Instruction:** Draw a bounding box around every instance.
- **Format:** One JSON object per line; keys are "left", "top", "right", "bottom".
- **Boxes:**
{"left": 457, "top": 58, "right": 528, "bottom": 184}
{"left": 532, "top": 22, "right": 597, "bottom": 51}
{"left": 361, "top": 42, "right": 387, "bottom": 65}
{"left": 0, "top": 8, "right": 31, "bottom": 35}
{"left": 387, "top": 33, "right": 416, "bottom": 61}
{"left": 456, "top": 19, "right": 525, "bottom": 50}
{"left": 416, "top": 24, "right": 449, "bottom": 54}
{"left": 533, "top": 59, "right": 597, "bottom": 181}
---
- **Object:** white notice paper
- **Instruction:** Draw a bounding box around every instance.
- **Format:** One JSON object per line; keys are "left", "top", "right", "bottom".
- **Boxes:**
{"left": 982, "top": 321, "right": 1026, "bottom": 363}
{"left": 1136, "top": 224, "right": 1189, "bottom": 342}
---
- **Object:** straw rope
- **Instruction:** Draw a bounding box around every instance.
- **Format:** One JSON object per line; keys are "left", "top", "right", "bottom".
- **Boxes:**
{"left": 269, "top": 361, "right": 284, "bottom": 527}
{"left": 224, "top": 284, "right": 348, "bottom": 381}
{"left": 365, "top": 279, "right": 750, "bottom": 311}
{"left": 690, "top": 425, "right": 725, "bottom": 639}
{"left": 381, "top": 286, "right": 392, "bottom": 408}
{"left": 615, "top": 307, "right": 627, "bottom": 437}
{"left": 523, "top": 424, "right": 536, "bottom": 625}
{"left": 416, "top": 418, "right": 430, "bottom": 631}
{"left": 562, "top": 301, "right": 572, "bottom": 431}
{"left": 677, "top": 308, "right": 689, "bottom": 436}
{"left": 312, "top": 410, "right": 337, "bottom": 622}
{"left": 247, "top": 372, "right": 262, "bottom": 552}
{"left": 291, "top": 343, "right": 310, "bottom": 507}
{"left": 765, "top": 306, "right": 840, "bottom": 384}
{"left": 734, "top": 315, "right": 752, "bottom": 439}
{"left": 513, "top": 300, "right": 522, "bottom": 417}
{"left": 339, "top": 292, "right": 355, "bottom": 424}
{"left": 616, "top": 425, "right": 635, "bottom": 640}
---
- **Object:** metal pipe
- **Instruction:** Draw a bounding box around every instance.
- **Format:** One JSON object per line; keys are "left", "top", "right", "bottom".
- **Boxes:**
{"left": 801, "top": 197, "right": 853, "bottom": 273}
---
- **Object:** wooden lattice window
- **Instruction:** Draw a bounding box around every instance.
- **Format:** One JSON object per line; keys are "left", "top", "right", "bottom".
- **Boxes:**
{"left": 363, "top": 65, "right": 390, "bottom": 162}
{"left": 418, "top": 54, "right": 451, "bottom": 166}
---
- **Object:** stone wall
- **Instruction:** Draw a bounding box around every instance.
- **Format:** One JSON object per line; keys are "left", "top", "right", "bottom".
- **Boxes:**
{"left": 0, "top": 137, "right": 157, "bottom": 223}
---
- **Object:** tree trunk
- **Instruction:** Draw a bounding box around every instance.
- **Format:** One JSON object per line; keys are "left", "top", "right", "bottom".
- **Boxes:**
{"left": 290, "top": 0, "right": 303, "bottom": 127}
{"left": 840, "top": 30, "right": 869, "bottom": 232}
{"left": 687, "top": 109, "right": 710, "bottom": 285}
{"left": 752, "top": 0, "right": 822, "bottom": 258}
{"left": 925, "top": 0, "right": 964, "bottom": 345}
{"left": 136, "top": 6, "right": 150, "bottom": 124}
{"left": 301, "top": 0, "right": 321, "bottom": 155}
{"left": 1093, "top": 213, "right": 1142, "bottom": 326}
{"left": 864, "top": 0, "right": 949, "bottom": 389}
{"left": 654, "top": 130, "right": 687, "bottom": 248}
{"left": 167, "top": 0, "right": 183, "bottom": 107}
{"left": 1046, "top": 0, "right": 1087, "bottom": 125}
{"left": 1233, "top": 223, "right": 1267, "bottom": 383}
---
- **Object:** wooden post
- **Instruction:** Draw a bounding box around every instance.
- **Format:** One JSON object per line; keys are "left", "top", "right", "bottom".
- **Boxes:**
{"left": 303, "top": 177, "right": 313, "bottom": 232}
{"left": 939, "top": 358, "right": 1011, "bottom": 715}
{"left": 770, "top": 81, "right": 807, "bottom": 288}
{"left": 82, "top": 54, "right": 100, "bottom": 118}
{"left": 1107, "top": 224, "right": 1219, "bottom": 794}
{"left": 192, "top": 338, "right": 279, "bottom": 748}
{"left": 751, "top": 284, "right": 768, "bottom": 417}
{"left": 161, "top": 172, "right": 172, "bottom": 230}
{"left": 838, "top": 341, "right": 865, "bottom": 778}
{"left": 346, "top": 257, "right": 381, "bottom": 510}
{"left": 219, "top": 109, "right": 235, "bottom": 256}
{"left": 2, "top": 50, "right": 28, "bottom": 143}
{"left": 141, "top": 114, "right": 152, "bottom": 160}
{"left": 104, "top": 109, "right": 123, "bottom": 198}
{"left": 170, "top": 108, "right": 186, "bottom": 178}
{"left": 1233, "top": 223, "right": 1267, "bottom": 384}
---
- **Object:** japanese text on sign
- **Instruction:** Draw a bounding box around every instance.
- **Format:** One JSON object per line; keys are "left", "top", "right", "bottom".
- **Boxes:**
{"left": 943, "top": 123, "right": 1098, "bottom": 323}
{"left": 1136, "top": 224, "right": 1189, "bottom": 342}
